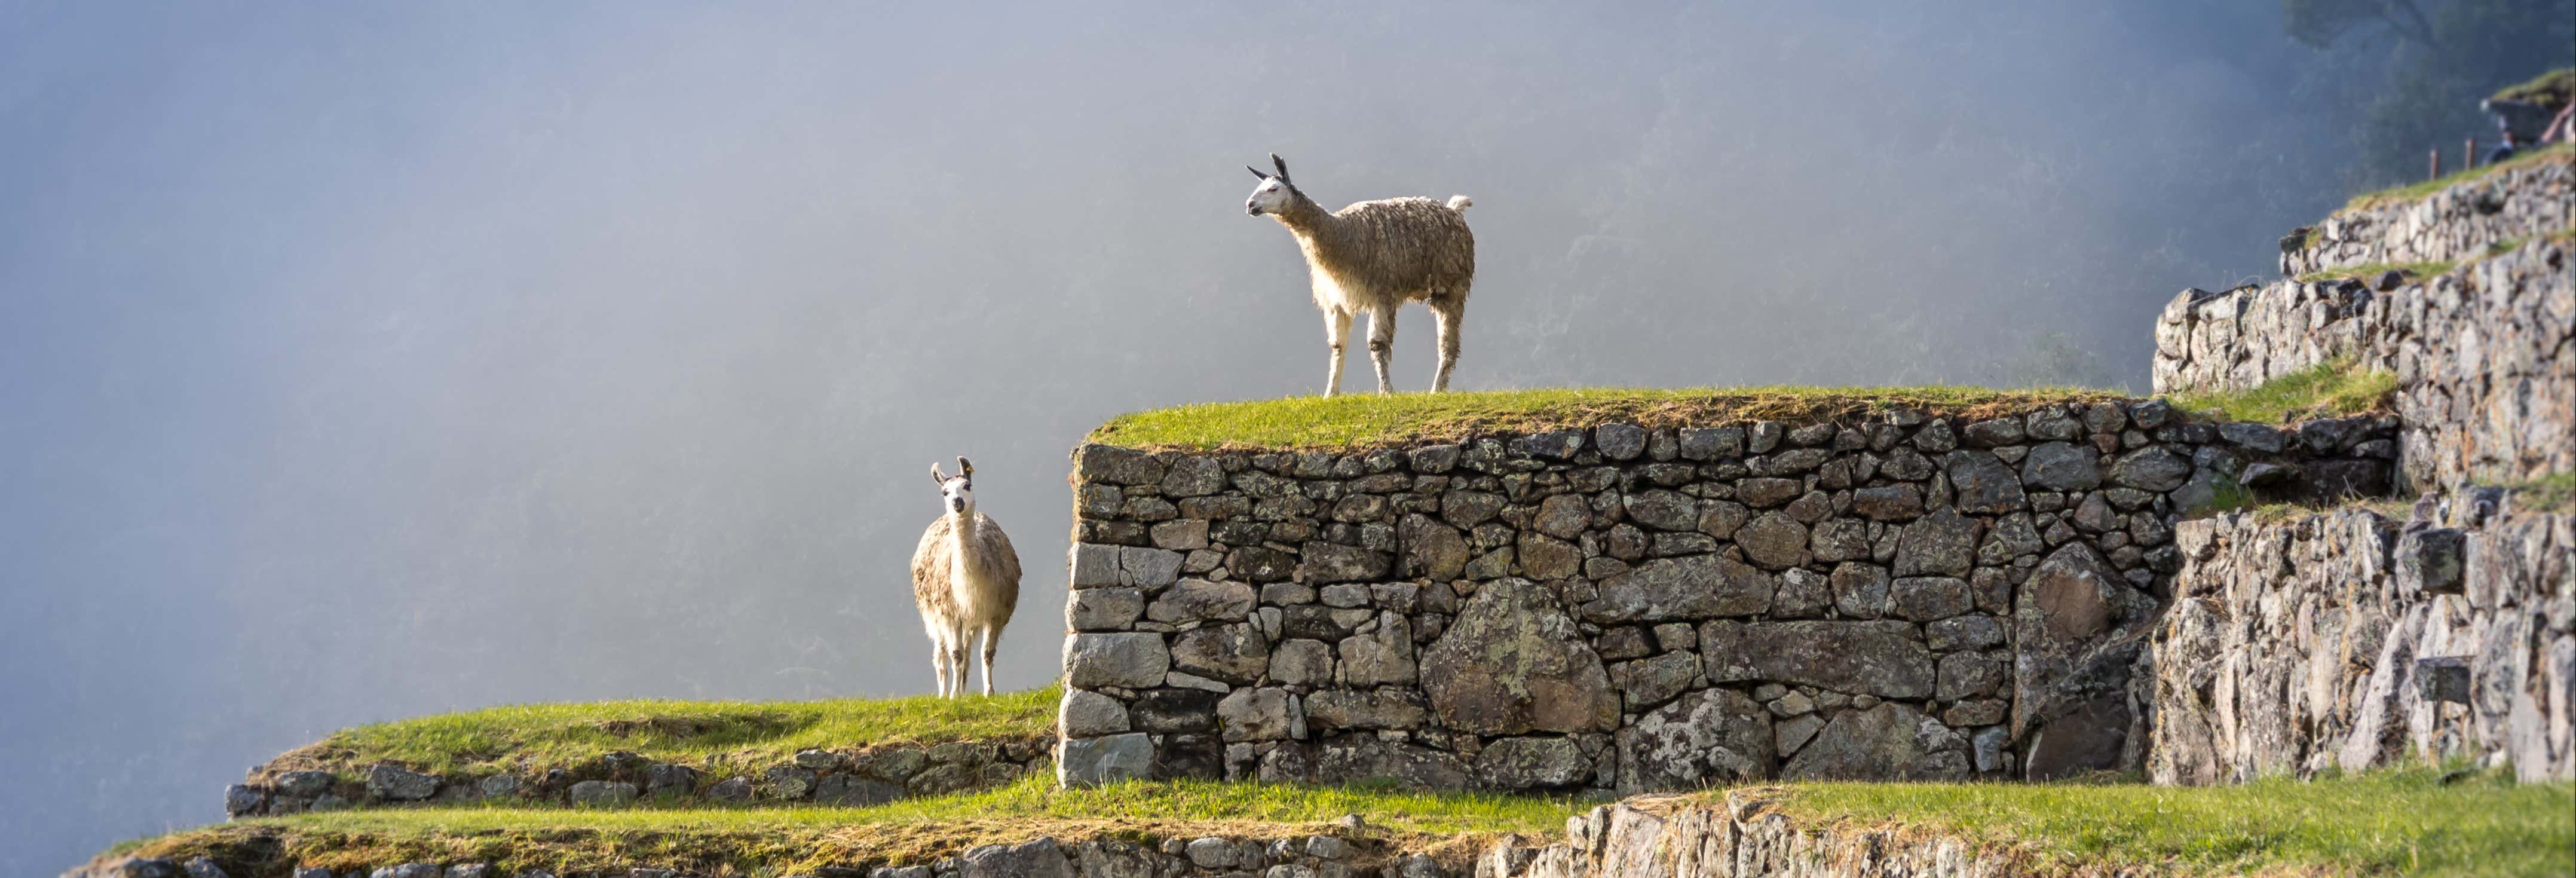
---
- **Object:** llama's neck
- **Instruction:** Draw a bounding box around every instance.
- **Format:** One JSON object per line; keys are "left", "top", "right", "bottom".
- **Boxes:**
{"left": 947, "top": 509, "right": 976, "bottom": 542}
{"left": 1273, "top": 190, "right": 1336, "bottom": 242}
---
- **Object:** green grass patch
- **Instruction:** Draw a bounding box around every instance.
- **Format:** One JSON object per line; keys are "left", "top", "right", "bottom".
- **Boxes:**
{"left": 107, "top": 776, "right": 1581, "bottom": 876}
{"left": 2492, "top": 67, "right": 2574, "bottom": 108}
{"left": 1776, "top": 766, "right": 2575, "bottom": 877}
{"left": 2338, "top": 143, "right": 2571, "bottom": 214}
{"left": 262, "top": 686, "right": 1060, "bottom": 783}
{"left": 2496, "top": 472, "right": 2575, "bottom": 513}
{"left": 2167, "top": 359, "right": 2397, "bottom": 424}
{"left": 1088, "top": 387, "right": 2125, "bottom": 451}
{"left": 2296, "top": 258, "right": 2454, "bottom": 284}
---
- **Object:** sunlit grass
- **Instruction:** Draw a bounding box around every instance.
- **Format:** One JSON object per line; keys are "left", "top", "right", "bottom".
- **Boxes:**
{"left": 2168, "top": 359, "right": 2397, "bottom": 424}
{"left": 2296, "top": 258, "right": 2454, "bottom": 284}
{"left": 264, "top": 686, "right": 1060, "bottom": 782}
{"left": 1778, "top": 766, "right": 2575, "bottom": 877}
{"left": 1088, "top": 386, "right": 2125, "bottom": 451}
{"left": 111, "top": 776, "right": 1582, "bottom": 876}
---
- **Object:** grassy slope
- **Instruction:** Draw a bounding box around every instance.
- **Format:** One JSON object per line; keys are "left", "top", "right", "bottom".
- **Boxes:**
{"left": 263, "top": 686, "right": 1059, "bottom": 781}
{"left": 2168, "top": 359, "right": 2397, "bottom": 424}
{"left": 2337, "top": 142, "right": 2570, "bottom": 213}
{"left": 1088, "top": 386, "right": 2124, "bottom": 451}
{"left": 116, "top": 777, "right": 1582, "bottom": 876}
{"left": 1781, "top": 767, "right": 2575, "bottom": 878}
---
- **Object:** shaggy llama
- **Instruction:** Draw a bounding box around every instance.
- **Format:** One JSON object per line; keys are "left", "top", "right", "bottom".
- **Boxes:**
{"left": 910, "top": 457, "right": 1021, "bottom": 697}
{"left": 1244, "top": 153, "right": 1475, "bottom": 396}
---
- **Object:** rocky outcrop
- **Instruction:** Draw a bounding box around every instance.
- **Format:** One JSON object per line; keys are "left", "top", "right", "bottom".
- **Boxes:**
{"left": 2278, "top": 152, "right": 2571, "bottom": 279}
{"left": 1474, "top": 793, "right": 2072, "bottom": 877}
{"left": 1059, "top": 405, "right": 2394, "bottom": 793}
{"left": 2146, "top": 499, "right": 2575, "bottom": 785}
{"left": 2154, "top": 214, "right": 2572, "bottom": 495}
{"left": 221, "top": 739, "right": 1051, "bottom": 818}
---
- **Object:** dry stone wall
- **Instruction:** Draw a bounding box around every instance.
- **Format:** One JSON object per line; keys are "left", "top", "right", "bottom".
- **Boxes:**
{"left": 2155, "top": 195, "right": 2572, "bottom": 495}
{"left": 2277, "top": 153, "right": 2571, "bottom": 279}
{"left": 1056, "top": 404, "right": 2396, "bottom": 793}
{"left": 222, "top": 739, "right": 1049, "bottom": 818}
{"left": 1473, "top": 793, "right": 2082, "bottom": 878}
{"left": 2146, "top": 499, "right": 2575, "bottom": 784}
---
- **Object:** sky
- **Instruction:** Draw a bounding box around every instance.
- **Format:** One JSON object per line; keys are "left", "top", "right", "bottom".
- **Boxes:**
{"left": 0, "top": 1, "right": 2477, "bottom": 870}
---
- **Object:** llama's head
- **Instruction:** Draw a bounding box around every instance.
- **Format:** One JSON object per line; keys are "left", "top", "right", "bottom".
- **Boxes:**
{"left": 1244, "top": 153, "right": 1297, "bottom": 216}
{"left": 930, "top": 457, "right": 976, "bottom": 516}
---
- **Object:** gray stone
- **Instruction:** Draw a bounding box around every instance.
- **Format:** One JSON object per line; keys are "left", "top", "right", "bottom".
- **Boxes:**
{"left": 1319, "top": 583, "right": 1371, "bottom": 608}
{"left": 1808, "top": 518, "right": 1871, "bottom": 563}
{"left": 1962, "top": 418, "right": 2023, "bottom": 446}
{"left": 1475, "top": 736, "right": 1591, "bottom": 789}
{"left": 1315, "top": 736, "right": 1472, "bottom": 791}
{"left": 1697, "top": 500, "right": 1750, "bottom": 539}
{"left": 1230, "top": 544, "right": 1297, "bottom": 582}
{"left": 854, "top": 746, "right": 929, "bottom": 781}
{"left": 476, "top": 774, "right": 519, "bottom": 799}
{"left": 1304, "top": 688, "right": 1430, "bottom": 730}
{"left": 1678, "top": 426, "right": 1746, "bottom": 460}
{"left": 275, "top": 770, "right": 334, "bottom": 799}
{"left": 1735, "top": 512, "right": 1808, "bottom": 570}
{"left": 2109, "top": 446, "right": 2191, "bottom": 491}
{"left": 1218, "top": 687, "right": 1304, "bottom": 742}
{"left": 1585, "top": 553, "right": 1774, "bottom": 622}
{"left": 1894, "top": 508, "right": 1979, "bottom": 576}
{"left": 1063, "top": 632, "right": 1171, "bottom": 689}
{"left": 1162, "top": 456, "right": 1226, "bottom": 497}
{"left": 2418, "top": 656, "right": 2472, "bottom": 703}
{"left": 1400, "top": 515, "right": 1470, "bottom": 580}
{"left": 1151, "top": 519, "right": 1210, "bottom": 550}
{"left": 1533, "top": 494, "right": 1592, "bottom": 538}
{"left": 1851, "top": 485, "right": 1923, "bottom": 520}
{"left": 1973, "top": 725, "right": 2011, "bottom": 773}
{"left": 1889, "top": 576, "right": 1971, "bottom": 621}
{"left": 1338, "top": 615, "right": 1416, "bottom": 686}
{"left": 1736, "top": 478, "right": 1803, "bottom": 508}
{"left": 1421, "top": 579, "right": 1619, "bottom": 734}
{"left": 706, "top": 776, "right": 753, "bottom": 801}
{"left": 1937, "top": 651, "right": 2008, "bottom": 700}
{"left": 1298, "top": 541, "right": 1390, "bottom": 583}
{"left": 1925, "top": 614, "right": 2008, "bottom": 650}
{"left": 223, "top": 784, "right": 264, "bottom": 816}
{"left": 1068, "top": 587, "right": 1145, "bottom": 631}
{"left": 569, "top": 779, "right": 638, "bottom": 807}
{"left": 1775, "top": 713, "right": 1827, "bottom": 756}
{"left": 1171, "top": 623, "right": 1270, "bottom": 684}
{"left": 2217, "top": 422, "right": 2285, "bottom": 452}
{"left": 2013, "top": 543, "right": 2154, "bottom": 737}
{"left": 2020, "top": 442, "right": 2101, "bottom": 491}
{"left": 1614, "top": 650, "right": 1702, "bottom": 711}
{"left": 366, "top": 764, "right": 439, "bottom": 801}
{"left": 2024, "top": 694, "right": 2130, "bottom": 781}
{"left": 1517, "top": 532, "right": 1580, "bottom": 580}
{"left": 1701, "top": 620, "right": 1934, "bottom": 698}
{"left": 1782, "top": 703, "right": 1967, "bottom": 781}
{"left": 179, "top": 859, "right": 228, "bottom": 878}
{"left": 644, "top": 763, "right": 700, "bottom": 796}
{"left": 1624, "top": 490, "right": 1699, "bottom": 530}
{"left": 1268, "top": 638, "right": 1334, "bottom": 687}
{"left": 1060, "top": 688, "right": 1131, "bottom": 738}
{"left": 1977, "top": 513, "right": 2046, "bottom": 564}
{"left": 1186, "top": 836, "right": 1239, "bottom": 869}
{"left": 762, "top": 766, "right": 817, "bottom": 800}
{"left": 1070, "top": 543, "right": 1122, "bottom": 588}
{"left": 1120, "top": 546, "right": 1183, "bottom": 588}
{"left": 961, "top": 837, "right": 1075, "bottom": 878}
{"left": 1944, "top": 450, "right": 2026, "bottom": 513}
{"left": 1617, "top": 688, "right": 1776, "bottom": 792}
{"left": 1830, "top": 562, "right": 1891, "bottom": 619}
{"left": 1773, "top": 568, "right": 1830, "bottom": 618}
{"left": 1058, "top": 733, "right": 1153, "bottom": 787}
{"left": 1074, "top": 445, "right": 1166, "bottom": 485}
{"left": 1441, "top": 490, "right": 1506, "bottom": 527}
{"left": 1594, "top": 424, "right": 1649, "bottom": 461}
{"left": 2397, "top": 528, "right": 2467, "bottom": 595}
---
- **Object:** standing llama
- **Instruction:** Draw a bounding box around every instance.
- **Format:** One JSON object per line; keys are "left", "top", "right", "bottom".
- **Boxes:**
{"left": 911, "top": 457, "right": 1021, "bottom": 697}
{"left": 1244, "top": 153, "right": 1475, "bottom": 396}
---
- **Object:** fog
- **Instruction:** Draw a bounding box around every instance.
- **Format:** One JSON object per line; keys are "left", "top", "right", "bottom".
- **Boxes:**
{"left": 0, "top": 1, "right": 2519, "bottom": 870}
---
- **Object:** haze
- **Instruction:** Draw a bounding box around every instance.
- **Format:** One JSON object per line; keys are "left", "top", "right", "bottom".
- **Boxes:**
{"left": 0, "top": 1, "right": 2517, "bottom": 870}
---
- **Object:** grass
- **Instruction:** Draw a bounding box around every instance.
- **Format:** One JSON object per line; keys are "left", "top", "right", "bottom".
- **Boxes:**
{"left": 2497, "top": 472, "right": 2575, "bottom": 513}
{"left": 2337, "top": 142, "right": 2571, "bottom": 213}
{"left": 107, "top": 776, "right": 1582, "bottom": 876}
{"left": 1087, "top": 386, "right": 2125, "bottom": 451}
{"left": 261, "top": 686, "right": 1061, "bottom": 782}
{"left": 2295, "top": 258, "right": 2454, "bottom": 284}
{"left": 2492, "top": 67, "right": 2573, "bottom": 108}
{"left": 2167, "top": 359, "right": 2397, "bottom": 425}
{"left": 1775, "top": 765, "right": 2575, "bottom": 877}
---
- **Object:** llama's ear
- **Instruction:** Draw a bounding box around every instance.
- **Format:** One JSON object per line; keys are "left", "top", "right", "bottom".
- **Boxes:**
{"left": 957, "top": 457, "right": 974, "bottom": 479}
{"left": 1248, "top": 165, "right": 1270, "bottom": 181}
{"left": 930, "top": 463, "right": 947, "bottom": 485}
{"left": 1270, "top": 153, "right": 1290, "bottom": 182}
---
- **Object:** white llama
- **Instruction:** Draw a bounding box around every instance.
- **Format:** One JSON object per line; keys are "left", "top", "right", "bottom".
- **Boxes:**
{"left": 1244, "top": 153, "right": 1477, "bottom": 396}
{"left": 910, "top": 457, "right": 1021, "bottom": 697}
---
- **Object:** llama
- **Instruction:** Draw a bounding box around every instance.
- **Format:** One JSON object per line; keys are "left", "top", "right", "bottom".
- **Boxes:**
{"left": 1244, "top": 153, "right": 1475, "bottom": 396}
{"left": 910, "top": 457, "right": 1021, "bottom": 697}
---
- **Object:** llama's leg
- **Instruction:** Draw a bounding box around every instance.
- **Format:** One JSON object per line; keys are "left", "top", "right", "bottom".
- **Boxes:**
{"left": 1322, "top": 309, "right": 1353, "bottom": 397}
{"left": 948, "top": 636, "right": 971, "bottom": 699}
{"left": 929, "top": 634, "right": 952, "bottom": 698}
{"left": 979, "top": 625, "right": 1001, "bottom": 696}
{"left": 1366, "top": 305, "right": 1397, "bottom": 394}
{"left": 1431, "top": 299, "right": 1465, "bottom": 393}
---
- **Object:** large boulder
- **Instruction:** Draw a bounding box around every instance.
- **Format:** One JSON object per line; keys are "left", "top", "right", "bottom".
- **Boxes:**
{"left": 1421, "top": 579, "right": 1619, "bottom": 735}
{"left": 1314, "top": 735, "right": 1472, "bottom": 790}
{"left": 1475, "top": 736, "right": 1592, "bottom": 790}
{"left": 1616, "top": 688, "right": 1775, "bottom": 793}
{"left": 2014, "top": 543, "right": 2157, "bottom": 741}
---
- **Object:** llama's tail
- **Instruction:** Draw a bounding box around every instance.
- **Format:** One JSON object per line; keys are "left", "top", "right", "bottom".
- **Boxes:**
{"left": 1446, "top": 194, "right": 1473, "bottom": 213}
